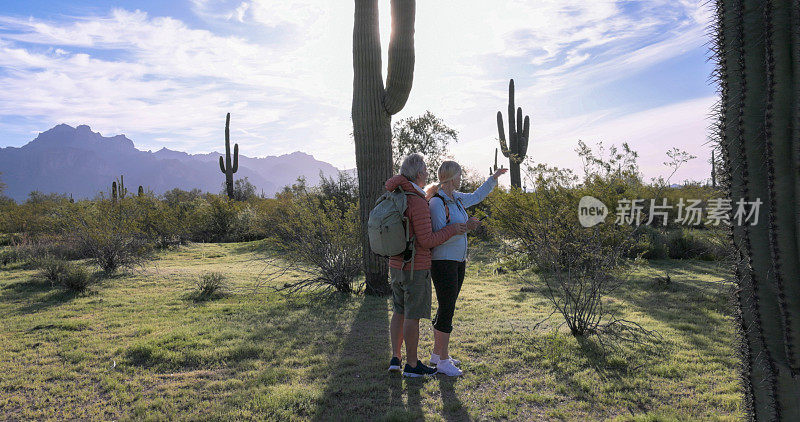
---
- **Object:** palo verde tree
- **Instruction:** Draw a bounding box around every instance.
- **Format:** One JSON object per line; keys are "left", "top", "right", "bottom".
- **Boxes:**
{"left": 392, "top": 110, "right": 458, "bottom": 182}
{"left": 352, "top": 0, "right": 415, "bottom": 295}
{"left": 713, "top": 0, "right": 800, "bottom": 418}
{"left": 219, "top": 113, "right": 239, "bottom": 200}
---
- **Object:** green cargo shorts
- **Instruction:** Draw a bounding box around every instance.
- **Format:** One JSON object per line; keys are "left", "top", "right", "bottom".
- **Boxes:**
{"left": 390, "top": 267, "right": 432, "bottom": 320}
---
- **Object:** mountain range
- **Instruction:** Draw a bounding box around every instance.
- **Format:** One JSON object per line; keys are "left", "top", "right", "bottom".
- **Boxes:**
{"left": 0, "top": 124, "right": 342, "bottom": 202}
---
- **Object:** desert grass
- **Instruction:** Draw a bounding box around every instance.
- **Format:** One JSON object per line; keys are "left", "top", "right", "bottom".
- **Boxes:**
{"left": 0, "top": 240, "right": 743, "bottom": 421}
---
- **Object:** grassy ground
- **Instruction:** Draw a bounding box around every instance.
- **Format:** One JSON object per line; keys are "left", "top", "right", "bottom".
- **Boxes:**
{"left": 0, "top": 240, "right": 744, "bottom": 421}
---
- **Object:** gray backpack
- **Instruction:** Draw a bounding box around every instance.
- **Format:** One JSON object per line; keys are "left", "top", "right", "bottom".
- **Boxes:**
{"left": 368, "top": 188, "right": 417, "bottom": 271}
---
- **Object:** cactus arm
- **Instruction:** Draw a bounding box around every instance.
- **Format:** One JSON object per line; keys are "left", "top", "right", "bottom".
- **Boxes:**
{"left": 521, "top": 115, "right": 530, "bottom": 157}
{"left": 232, "top": 144, "right": 239, "bottom": 173}
{"left": 219, "top": 156, "right": 226, "bottom": 174}
{"left": 508, "top": 81, "right": 516, "bottom": 155}
{"left": 383, "top": 0, "right": 416, "bottom": 115}
{"left": 224, "top": 113, "right": 232, "bottom": 169}
{"left": 497, "top": 112, "right": 510, "bottom": 157}
{"left": 515, "top": 107, "right": 523, "bottom": 157}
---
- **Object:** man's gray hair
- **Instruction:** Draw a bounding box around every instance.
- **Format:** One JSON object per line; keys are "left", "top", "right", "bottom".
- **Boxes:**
{"left": 400, "top": 153, "right": 426, "bottom": 180}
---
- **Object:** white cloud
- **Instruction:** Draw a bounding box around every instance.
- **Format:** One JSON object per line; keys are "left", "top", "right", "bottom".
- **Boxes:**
{"left": 0, "top": 0, "right": 714, "bottom": 175}
{"left": 451, "top": 96, "right": 717, "bottom": 186}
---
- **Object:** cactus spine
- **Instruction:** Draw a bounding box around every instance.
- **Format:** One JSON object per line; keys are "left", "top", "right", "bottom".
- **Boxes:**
{"left": 352, "top": 0, "right": 416, "bottom": 295}
{"left": 711, "top": 150, "right": 717, "bottom": 188}
{"left": 496, "top": 79, "right": 530, "bottom": 188}
{"left": 219, "top": 113, "right": 239, "bottom": 200}
{"left": 714, "top": 0, "right": 800, "bottom": 418}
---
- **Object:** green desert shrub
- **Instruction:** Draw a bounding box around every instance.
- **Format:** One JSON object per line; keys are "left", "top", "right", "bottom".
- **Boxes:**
{"left": 197, "top": 194, "right": 241, "bottom": 242}
{"left": 35, "top": 256, "right": 93, "bottom": 292}
{"left": 665, "top": 228, "right": 730, "bottom": 261}
{"left": 191, "top": 272, "right": 228, "bottom": 301}
{"left": 0, "top": 248, "right": 19, "bottom": 266}
{"left": 636, "top": 226, "right": 669, "bottom": 260}
{"left": 69, "top": 198, "right": 152, "bottom": 274}
{"left": 35, "top": 256, "right": 70, "bottom": 285}
{"left": 59, "top": 262, "right": 93, "bottom": 292}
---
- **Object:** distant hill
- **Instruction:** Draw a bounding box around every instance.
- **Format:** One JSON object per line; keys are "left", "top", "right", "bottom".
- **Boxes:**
{"left": 0, "top": 124, "right": 342, "bottom": 202}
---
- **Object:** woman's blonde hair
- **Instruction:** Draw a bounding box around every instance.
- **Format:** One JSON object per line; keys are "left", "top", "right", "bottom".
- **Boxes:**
{"left": 425, "top": 160, "right": 462, "bottom": 200}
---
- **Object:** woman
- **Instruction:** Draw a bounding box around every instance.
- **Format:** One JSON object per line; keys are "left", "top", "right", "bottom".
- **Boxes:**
{"left": 426, "top": 162, "right": 507, "bottom": 376}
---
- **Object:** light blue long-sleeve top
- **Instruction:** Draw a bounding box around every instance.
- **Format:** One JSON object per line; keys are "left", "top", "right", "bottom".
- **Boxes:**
{"left": 429, "top": 176, "right": 497, "bottom": 262}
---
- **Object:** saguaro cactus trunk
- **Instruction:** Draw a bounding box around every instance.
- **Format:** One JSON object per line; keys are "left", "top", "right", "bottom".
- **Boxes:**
{"left": 352, "top": 0, "right": 415, "bottom": 295}
{"left": 714, "top": 0, "right": 800, "bottom": 419}
{"left": 219, "top": 113, "right": 238, "bottom": 200}
{"left": 496, "top": 79, "right": 530, "bottom": 189}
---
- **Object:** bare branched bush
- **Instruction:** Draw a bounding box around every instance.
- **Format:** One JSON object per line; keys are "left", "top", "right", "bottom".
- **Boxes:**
{"left": 69, "top": 198, "right": 152, "bottom": 274}
{"left": 11, "top": 234, "right": 88, "bottom": 264}
{"left": 490, "top": 178, "right": 654, "bottom": 341}
{"left": 261, "top": 191, "right": 362, "bottom": 294}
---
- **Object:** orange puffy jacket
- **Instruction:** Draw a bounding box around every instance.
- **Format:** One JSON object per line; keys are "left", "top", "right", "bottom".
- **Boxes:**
{"left": 385, "top": 175, "right": 460, "bottom": 271}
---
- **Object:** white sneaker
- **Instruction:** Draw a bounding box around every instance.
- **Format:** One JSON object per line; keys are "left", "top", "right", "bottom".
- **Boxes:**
{"left": 430, "top": 353, "right": 460, "bottom": 366}
{"left": 435, "top": 358, "right": 463, "bottom": 377}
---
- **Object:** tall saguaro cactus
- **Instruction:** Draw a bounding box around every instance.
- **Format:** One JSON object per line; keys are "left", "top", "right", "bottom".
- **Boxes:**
{"left": 219, "top": 113, "right": 238, "bottom": 200}
{"left": 714, "top": 0, "right": 800, "bottom": 419}
{"left": 352, "top": 0, "right": 415, "bottom": 295}
{"left": 496, "top": 79, "right": 530, "bottom": 188}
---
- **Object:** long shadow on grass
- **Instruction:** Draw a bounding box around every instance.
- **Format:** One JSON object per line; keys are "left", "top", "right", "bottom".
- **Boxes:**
{"left": 1, "top": 278, "right": 80, "bottom": 315}
{"left": 607, "top": 260, "right": 736, "bottom": 349}
{"left": 311, "top": 295, "right": 424, "bottom": 421}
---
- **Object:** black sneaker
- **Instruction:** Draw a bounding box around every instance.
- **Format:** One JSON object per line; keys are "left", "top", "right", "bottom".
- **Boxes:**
{"left": 402, "top": 360, "right": 438, "bottom": 377}
{"left": 388, "top": 357, "right": 402, "bottom": 373}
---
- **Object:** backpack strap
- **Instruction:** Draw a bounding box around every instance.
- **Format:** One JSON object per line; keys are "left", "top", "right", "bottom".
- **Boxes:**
{"left": 434, "top": 193, "right": 451, "bottom": 224}
{"left": 400, "top": 189, "right": 417, "bottom": 272}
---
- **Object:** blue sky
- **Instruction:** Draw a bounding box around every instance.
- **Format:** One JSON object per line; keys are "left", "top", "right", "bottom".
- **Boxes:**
{"left": 0, "top": 0, "right": 717, "bottom": 184}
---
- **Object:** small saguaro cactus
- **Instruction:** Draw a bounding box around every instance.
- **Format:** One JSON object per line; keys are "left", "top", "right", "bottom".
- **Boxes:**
{"left": 496, "top": 79, "right": 531, "bottom": 188}
{"left": 112, "top": 175, "right": 127, "bottom": 201}
{"left": 218, "top": 113, "right": 238, "bottom": 200}
{"left": 489, "top": 147, "right": 504, "bottom": 176}
{"left": 119, "top": 175, "right": 127, "bottom": 198}
{"left": 138, "top": 186, "right": 144, "bottom": 197}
